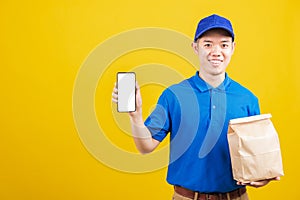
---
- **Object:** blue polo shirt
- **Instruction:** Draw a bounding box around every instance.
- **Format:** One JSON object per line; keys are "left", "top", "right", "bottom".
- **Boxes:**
{"left": 144, "top": 71, "right": 260, "bottom": 193}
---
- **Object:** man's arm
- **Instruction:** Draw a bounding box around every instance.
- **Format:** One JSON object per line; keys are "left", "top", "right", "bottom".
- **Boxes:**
{"left": 112, "top": 82, "right": 160, "bottom": 154}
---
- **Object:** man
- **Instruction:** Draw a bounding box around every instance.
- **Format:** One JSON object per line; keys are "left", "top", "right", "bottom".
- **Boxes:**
{"left": 112, "top": 14, "right": 279, "bottom": 200}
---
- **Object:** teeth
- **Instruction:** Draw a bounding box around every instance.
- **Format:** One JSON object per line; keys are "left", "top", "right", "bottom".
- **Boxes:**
{"left": 210, "top": 60, "right": 222, "bottom": 65}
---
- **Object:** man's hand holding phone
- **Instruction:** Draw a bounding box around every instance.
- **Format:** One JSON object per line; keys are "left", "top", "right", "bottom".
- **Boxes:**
{"left": 112, "top": 72, "right": 163, "bottom": 154}
{"left": 112, "top": 72, "right": 142, "bottom": 121}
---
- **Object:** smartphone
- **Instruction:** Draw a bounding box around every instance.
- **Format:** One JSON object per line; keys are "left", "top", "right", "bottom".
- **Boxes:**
{"left": 117, "top": 72, "right": 136, "bottom": 112}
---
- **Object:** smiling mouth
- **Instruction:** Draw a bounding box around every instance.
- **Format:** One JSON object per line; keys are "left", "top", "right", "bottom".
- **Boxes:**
{"left": 209, "top": 59, "right": 223, "bottom": 66}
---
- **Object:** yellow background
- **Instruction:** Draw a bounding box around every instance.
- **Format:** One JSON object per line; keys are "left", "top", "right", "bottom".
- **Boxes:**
{"left": 1, "top": 0, "right": 299, "bottom": 199}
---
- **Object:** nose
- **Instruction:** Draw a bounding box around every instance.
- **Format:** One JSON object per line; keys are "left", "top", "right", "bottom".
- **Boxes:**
{"left": 210, "top": 45, "right": 221, "bottom": 56}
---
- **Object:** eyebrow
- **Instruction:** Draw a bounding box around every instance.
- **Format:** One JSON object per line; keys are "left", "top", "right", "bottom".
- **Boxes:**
{"left": 221, "top": 39, "right": 232, "bottom": 43}
{"left": 203, "top": 40, "right": 213, "bottom": 43}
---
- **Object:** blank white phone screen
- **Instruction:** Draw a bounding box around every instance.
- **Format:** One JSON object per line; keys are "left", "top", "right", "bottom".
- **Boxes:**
{"left": 117, "top": 72, "right": 136, "bottom": 112}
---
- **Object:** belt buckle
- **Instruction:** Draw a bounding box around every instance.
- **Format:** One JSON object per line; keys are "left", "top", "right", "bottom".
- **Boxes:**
{"left": 206, "top": 194, "right": 221, "bottom": 200}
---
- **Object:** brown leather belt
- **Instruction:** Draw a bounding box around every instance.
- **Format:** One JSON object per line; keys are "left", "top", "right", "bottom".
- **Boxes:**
{"left": 174, "top": 186, "right": 246, "bottom": 200}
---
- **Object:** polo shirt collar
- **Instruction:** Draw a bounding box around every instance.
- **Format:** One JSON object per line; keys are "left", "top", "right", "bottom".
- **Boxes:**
{"left": 192, "top": 71, "right": 231, "bottom": 92}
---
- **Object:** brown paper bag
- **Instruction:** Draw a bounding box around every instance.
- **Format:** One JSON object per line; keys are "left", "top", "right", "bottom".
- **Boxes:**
{"left": 227, "top": 114, "right": 284, "bottom": 183}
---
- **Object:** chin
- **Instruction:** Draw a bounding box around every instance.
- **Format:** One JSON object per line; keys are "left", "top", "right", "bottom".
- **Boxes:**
{"left": 210, "top": 70, "right": 225, "bottom": 76}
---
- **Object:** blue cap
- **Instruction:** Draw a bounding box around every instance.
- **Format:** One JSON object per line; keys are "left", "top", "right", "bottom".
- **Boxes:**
{"left": 194, "top": 14, "right": 234, "bottom": 42}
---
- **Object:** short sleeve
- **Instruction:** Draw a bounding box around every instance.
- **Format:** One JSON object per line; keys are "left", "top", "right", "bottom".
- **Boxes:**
{"left": 249, "top": 96, "right": 260, "bottom": 116}
{"left": 144, "top": 90, "right": 171, "bottom": 142}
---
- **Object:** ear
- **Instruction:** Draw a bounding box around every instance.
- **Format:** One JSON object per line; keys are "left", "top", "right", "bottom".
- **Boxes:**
{"left": 231, "top": 42, "right": 236, "bottom": 55}
{"left": 191, "top": 42, "right": 199, "bottom": 54}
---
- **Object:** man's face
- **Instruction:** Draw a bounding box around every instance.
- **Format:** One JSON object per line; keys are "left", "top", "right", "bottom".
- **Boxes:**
{"left": 192, "top": 29, "right": 235, "bottom": 77}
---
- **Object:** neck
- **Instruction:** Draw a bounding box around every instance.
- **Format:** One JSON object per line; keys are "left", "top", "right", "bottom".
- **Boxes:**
{"left": 198, "top": 71, "right": 225, "bottom": 88}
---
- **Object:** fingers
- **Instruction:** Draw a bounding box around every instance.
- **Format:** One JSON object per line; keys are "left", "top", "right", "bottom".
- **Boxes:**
{"left": 248, "top": 180, "right": 269, "bottom": 188}
{"left": 112, "top": 80, "right": 143, "bottom": 115}
{"left": 135, "top": 81, "right": 142, "bottom": 108}
{"left": 236, "top": 177, "right": 281, "bottom": 188}
{"left": 237, "top": 181, "right": 265, "bottom": 188}
{"left": 128, "top": 81, "right": 143, "bottom": 117}
{"left": 112, "top": 81, "right": 141, "bottom": 105}
{"left": 112, "top": 82, "right": 118, "bottom": 103}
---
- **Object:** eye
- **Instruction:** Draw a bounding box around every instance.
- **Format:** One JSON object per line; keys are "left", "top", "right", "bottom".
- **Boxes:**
{"left": 221, "top": 43, "right": 229, "bottom": 48}
{"left": 204, "top": 43, "right": 212, "bottom": 48}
